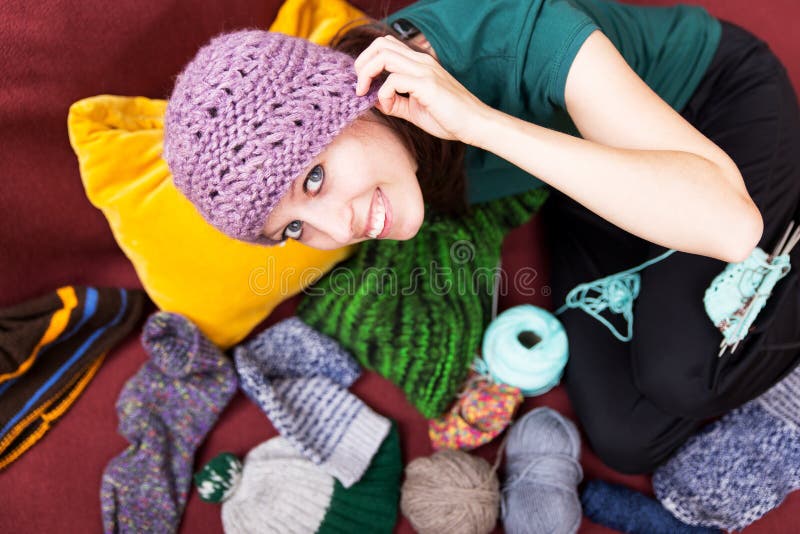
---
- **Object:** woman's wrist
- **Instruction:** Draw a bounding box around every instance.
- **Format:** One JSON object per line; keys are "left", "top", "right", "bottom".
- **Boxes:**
{"left": 462, "top": 104, "right": 514, "bottom": 149}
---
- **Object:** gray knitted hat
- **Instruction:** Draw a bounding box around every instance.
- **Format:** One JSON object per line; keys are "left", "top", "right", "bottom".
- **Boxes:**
{"left": 163, "top": 29, "right": 379, "bottom": 245}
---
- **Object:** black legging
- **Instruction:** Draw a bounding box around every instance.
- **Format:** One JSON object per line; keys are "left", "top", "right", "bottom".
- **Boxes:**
{"left": 541, "top": 18, "right": 800, "bottom": 474}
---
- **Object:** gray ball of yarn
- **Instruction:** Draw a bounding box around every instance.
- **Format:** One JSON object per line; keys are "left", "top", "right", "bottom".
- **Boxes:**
{"left": 501, "top": 407, "right": 584, "bottom": 534}
{"left": 401, "top": 449, "right": 500, "bottom": 534}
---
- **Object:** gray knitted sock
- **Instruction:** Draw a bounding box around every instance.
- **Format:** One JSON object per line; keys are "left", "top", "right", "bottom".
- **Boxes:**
{"left": 653, "top": 363, "right": 800, "bottom": 531}
{"left": 500, "top": 407, "right": 583, "bottom": 534}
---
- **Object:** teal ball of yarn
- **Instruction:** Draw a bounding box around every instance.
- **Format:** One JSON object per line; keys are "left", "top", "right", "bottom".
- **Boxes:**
{"left": 481, "top": 304, "right": 568, "bottom": 396}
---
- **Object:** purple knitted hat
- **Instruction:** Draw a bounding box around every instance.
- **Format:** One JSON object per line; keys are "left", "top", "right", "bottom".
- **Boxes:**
{"left": 163, "top": 29, "right": 380, "bottom": 245}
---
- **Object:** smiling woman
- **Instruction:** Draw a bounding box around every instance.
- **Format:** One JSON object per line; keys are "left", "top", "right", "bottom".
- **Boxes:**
{"left": 162, "top": 0, "right": 800, "bottom": 480}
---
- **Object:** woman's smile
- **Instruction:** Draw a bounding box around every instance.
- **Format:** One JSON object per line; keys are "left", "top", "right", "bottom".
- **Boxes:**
{"left": 365, "top": 187, "right": 393, "bottom": 239}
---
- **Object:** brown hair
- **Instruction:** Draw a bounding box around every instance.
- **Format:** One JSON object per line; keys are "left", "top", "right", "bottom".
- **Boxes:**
{"left": 329, "top": 18, "right": 471, "bottom": 217}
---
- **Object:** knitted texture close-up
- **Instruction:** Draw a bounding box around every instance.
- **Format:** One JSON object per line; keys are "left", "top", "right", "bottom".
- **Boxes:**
{"left": 296, "top": 188, "right": 550, "bottom": 418}
{"left": 163, "top": 29, "right": 379, "bottom": 244}
{"left": 653, "top": 363, "right": 800, "bottom": 531}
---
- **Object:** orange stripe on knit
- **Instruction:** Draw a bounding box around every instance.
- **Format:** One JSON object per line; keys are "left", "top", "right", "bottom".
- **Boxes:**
{"left": 0, "top": 286, "right": 79, "bottom": 383}
{"left": 0, "top": 351, "right": 106, "bottom": 471}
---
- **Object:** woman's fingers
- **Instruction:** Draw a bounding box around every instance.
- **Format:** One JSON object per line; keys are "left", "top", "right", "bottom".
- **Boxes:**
{"left": 354, "top": 35, "right": 418, "bottom": 71}
{"left": 354, "top": 36, "right": 432, "bottom": 96}
{"left": 376, "top": 72, "right": 417, "bottom": 118}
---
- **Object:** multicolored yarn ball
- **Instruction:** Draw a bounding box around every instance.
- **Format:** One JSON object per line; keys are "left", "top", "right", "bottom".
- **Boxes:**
{"left": 400, "top": 447, "right": 503, "bottom": 534}
{"left": 296, "top": 188, "right": 550, "bottom": 418}
{"left": 428, "top": 374, "right": 523, "bottom": 450}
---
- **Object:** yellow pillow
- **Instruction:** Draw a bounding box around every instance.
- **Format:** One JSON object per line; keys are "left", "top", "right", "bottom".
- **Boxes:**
{"left": 270, "top": 0, "right": 369, "bottom": 44}
{"left": 66, "top": 0, "right": 367, "bottom": 349}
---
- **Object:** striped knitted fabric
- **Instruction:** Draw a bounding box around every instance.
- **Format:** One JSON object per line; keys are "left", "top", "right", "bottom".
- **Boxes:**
{"left": 233, "top": 317, "right": 390, "bottom": 488}
{"left": 0, "top": 286, "right": 146, "bottom": 470}
{"left": 194, "top": 421, "right": 403, "bottom": 534}
{"left": 653, "top": 362, "right": 800, "bottom": 531}
{"left": 100, "top": 311, "right": 237, "bottom": 534}
{"left": 296, "top": 188, "right": 550, "bottom": 418}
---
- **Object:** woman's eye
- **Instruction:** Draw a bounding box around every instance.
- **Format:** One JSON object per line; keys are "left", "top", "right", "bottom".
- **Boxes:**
{"left": 282, "top": 220, "right": 303, "bottom": 240}
{"left": 282, "top": 165, "right": 323, "bottom": 241}
{"left": 304, "top": 164, "right": 324, "bottom": 194}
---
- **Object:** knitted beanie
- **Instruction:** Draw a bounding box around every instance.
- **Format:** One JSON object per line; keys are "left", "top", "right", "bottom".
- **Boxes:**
{"left": 0, "top": 286, "right": 146, "bottom": 470}
{"left": 163, "top": 29, "right": 379, "bottom": 244}
{"left": 296, "top": 187, "right": 550, "bottom": 418}
{"left": 193, "top": 421, "right": 403, "bottom": 534}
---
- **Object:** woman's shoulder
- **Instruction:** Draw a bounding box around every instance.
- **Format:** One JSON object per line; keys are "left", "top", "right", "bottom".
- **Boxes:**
{"left": 386, "top": 0, "right": 532, "bottom": 72}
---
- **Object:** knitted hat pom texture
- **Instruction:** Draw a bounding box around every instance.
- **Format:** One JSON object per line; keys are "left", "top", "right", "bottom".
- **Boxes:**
{"left": 163, "top": 29, "right": 380, "bottom": 244}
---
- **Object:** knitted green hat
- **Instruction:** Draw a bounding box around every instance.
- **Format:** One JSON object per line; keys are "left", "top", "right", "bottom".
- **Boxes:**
{"left": 194, "top": 421, "right": 403, "bottom": 533}
{"left": 296, "top": 188, "right": 549, "bottom": 418}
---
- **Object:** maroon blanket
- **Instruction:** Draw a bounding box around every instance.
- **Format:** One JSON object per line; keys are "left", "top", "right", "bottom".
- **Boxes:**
{"left": 0, "top": 1, "right": 797, "bottom": 532}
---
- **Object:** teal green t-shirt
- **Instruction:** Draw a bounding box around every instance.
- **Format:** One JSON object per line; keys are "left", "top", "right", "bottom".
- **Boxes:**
{"left": 384, "top": 0, "right": 722, "bottom": 205}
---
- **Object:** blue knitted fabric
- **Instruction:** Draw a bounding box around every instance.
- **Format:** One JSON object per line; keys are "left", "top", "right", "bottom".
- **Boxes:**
{"left": 653, "top": 364, "right": 800, "bottom": 531}
{"left": 233, "top": 317, "right": 391, "bottom": 488}
{"left": 581, "top": 479, "right": 721, "bottom": 534}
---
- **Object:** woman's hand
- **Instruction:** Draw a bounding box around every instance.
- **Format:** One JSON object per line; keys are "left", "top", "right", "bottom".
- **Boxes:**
{"left": 353, "top": 34, "right": 492, "bottom": 144}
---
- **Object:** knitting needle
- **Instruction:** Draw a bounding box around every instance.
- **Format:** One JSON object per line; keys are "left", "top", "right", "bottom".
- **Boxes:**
{"left": 771, "top": 220, "right": 795, "bottom": 258}
{"left": 780, "top": 226, "right": 800, "bottom": 256}
{"left": 727, "top": 231, "right": 798, "bottom": 356}
{"left": 718, "top": 221, "right": 797, "bottom": 357}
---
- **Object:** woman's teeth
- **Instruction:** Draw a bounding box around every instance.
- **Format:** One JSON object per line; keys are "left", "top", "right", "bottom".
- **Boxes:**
{"left": 367, "top": 190, "right": 386, "bottom": 238}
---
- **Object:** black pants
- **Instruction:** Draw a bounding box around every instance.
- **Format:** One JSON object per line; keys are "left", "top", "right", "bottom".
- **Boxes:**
{"left": 541, "top": 19, "right": 800, "bottom": 474}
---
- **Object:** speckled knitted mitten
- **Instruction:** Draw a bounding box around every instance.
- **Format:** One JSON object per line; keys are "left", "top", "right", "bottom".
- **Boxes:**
{"left": 100, "top": 312, "right": 237, "bottom": 534}
{"left": 653, "top": 363, "right": 800, "bottom": 531}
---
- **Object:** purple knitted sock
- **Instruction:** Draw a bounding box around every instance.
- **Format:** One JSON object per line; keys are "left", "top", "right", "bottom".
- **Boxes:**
{"left": 100, "top": 311, "right": 237, "bottom": 533}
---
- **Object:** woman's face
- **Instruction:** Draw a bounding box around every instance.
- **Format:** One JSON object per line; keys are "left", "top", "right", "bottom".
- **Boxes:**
{"left": 261, "top": 111, "right": 425, "bottom": 250}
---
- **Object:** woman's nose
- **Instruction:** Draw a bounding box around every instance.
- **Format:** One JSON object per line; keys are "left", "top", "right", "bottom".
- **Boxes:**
{"left": 326, "top": 216, "right": 355, "bottom": 244}
{"left": 305, "top": 203, "right": 355, "bottom": 245}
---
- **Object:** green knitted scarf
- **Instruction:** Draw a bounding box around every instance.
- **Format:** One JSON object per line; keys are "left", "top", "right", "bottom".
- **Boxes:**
{"left": 296, "top": 188, "right": 550, "bottom": 418}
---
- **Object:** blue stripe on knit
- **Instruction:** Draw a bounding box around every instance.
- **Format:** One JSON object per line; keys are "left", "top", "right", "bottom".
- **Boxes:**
{"left": 318, "top": 398, "right": 362, "bottom": 457}
{"left": 288, "top": 379, "right": 341, "bottom": 434}
{"left": 0, "top": 373, "right": 17, "bottom": 396}
{"left": 271, "top": 376, "right": 360, "bottom": 462}
{"left": 0, "top": 289, "right": 104, "bottom": 399}
{"left": 236, "top": 337, "right": 366, "bottom": 465}
{"left": 0, "top": 288, "right": 128, "bottom": 438}
{"left": 292, "top": 378, "right": 361, "bottom": 460}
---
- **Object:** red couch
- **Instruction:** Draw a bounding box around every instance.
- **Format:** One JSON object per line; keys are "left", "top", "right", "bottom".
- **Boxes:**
{"left": 1, "top": 1, "right": 797, "bottom": 532}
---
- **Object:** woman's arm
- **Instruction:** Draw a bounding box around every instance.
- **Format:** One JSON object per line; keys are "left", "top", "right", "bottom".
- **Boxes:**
{"left": 354, "top": 32, "right": 762, "bottom": 263}
{"left": 467, "top": 30, "right": 763, "bottom": 263}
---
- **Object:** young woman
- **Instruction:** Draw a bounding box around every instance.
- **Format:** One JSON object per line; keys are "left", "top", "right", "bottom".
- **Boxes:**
{"left": 163, "top": 0, "right": 800, "bottom": 474}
